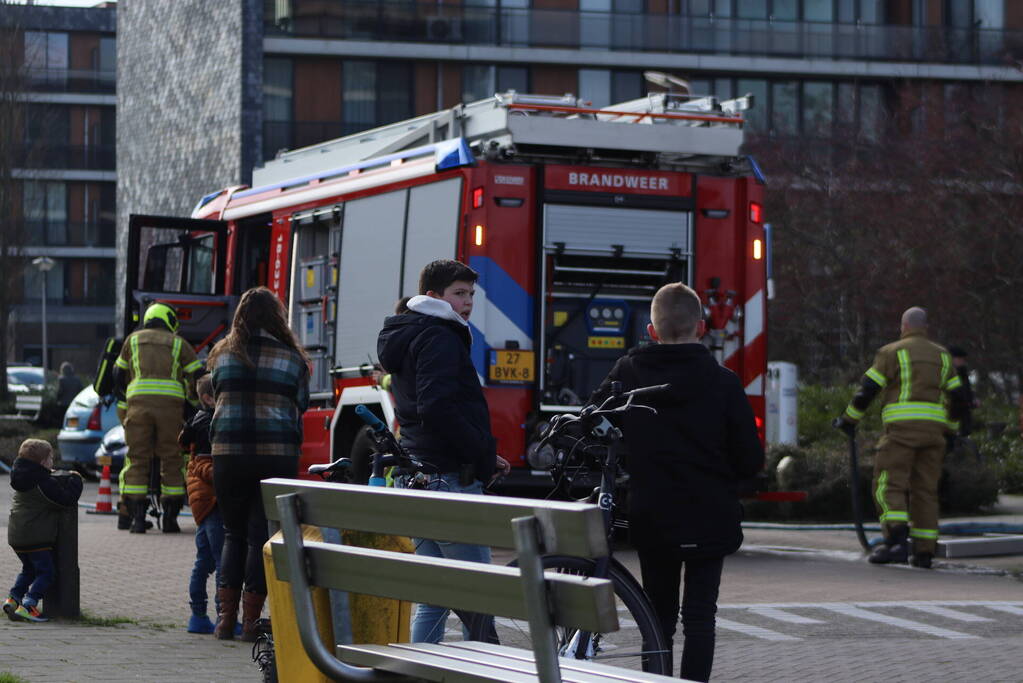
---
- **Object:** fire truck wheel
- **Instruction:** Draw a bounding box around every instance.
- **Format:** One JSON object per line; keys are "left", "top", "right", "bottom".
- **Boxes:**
{"left": 347, "top": 425, "right": 374, "bottom": 485}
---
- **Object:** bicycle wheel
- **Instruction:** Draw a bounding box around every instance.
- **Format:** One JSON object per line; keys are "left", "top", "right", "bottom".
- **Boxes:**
{"left": 473, "top": 555, "right": 671, "bottom": 675}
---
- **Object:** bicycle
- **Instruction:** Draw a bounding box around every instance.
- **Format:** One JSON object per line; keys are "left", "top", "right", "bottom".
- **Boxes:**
{"left": 477, "top": 381, "right": 673, "bottom": 675}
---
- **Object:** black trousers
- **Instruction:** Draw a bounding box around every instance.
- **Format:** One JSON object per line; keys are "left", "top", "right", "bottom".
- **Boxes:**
{"left": 637, "top": 547, "right": 724, "bottom": 682}
{"left": 213, "top": 455, "right": 298, "bottom": 594}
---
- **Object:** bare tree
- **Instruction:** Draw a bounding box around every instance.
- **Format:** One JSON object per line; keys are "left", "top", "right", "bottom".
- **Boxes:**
{"left": 0, "top": 0, "right": 29, "bottom": 403}
{"left": 747, "top": 88, "right": 1023, "bottom": 391}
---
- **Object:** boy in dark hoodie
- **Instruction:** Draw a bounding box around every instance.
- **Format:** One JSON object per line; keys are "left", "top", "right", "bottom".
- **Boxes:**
{"left": 376, "top": 259, "right": 508, "bottom": 643}
{"left": 4, "top": 438, "right": 83, "bottom": 623}
{"left": 590, "top": 282, "right": 764, "bottom": 682}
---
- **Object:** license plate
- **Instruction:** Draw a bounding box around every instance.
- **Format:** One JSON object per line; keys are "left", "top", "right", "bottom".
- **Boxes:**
{"left": 488, "top": 350, "right": 535, "bottom": 384}
{"left": 67, "top": 417, "right": 79, "bottom": 429}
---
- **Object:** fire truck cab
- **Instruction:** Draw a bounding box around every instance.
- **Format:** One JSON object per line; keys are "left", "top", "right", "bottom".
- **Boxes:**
{"left": 124, "top": 91, "right": 767, "bottom": 488}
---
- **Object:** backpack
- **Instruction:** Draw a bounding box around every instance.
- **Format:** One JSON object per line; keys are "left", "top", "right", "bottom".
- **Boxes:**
{"left": 93, "top": 337, "right": 124, "bottom": 397}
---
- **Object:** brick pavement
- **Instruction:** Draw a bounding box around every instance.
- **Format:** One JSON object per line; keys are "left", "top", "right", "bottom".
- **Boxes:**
{"left": 0, "top": 480, "right": 1021, "bottom": 682}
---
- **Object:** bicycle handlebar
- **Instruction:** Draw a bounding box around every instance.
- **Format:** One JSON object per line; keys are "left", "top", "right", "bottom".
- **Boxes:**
{"left": 539, "top": 382, "right": 671, "bottom": 450}
{"left": 355, "top": 404, "right": 388, "bottom": 433}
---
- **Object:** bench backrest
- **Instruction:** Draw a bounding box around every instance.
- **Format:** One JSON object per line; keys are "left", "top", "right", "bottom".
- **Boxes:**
{"left": 15, "top": 395, "right": 42, "bottom": 415}
{"left": 261, "top": 477, "right": 618, "bottom": 682}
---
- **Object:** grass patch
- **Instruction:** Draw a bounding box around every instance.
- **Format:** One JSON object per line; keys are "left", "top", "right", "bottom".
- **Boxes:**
{"left": 0, "top": 673, "right": 29, "bottom": 683}
{"left": 74, "top": 610, "right": 136, "bottom": 627}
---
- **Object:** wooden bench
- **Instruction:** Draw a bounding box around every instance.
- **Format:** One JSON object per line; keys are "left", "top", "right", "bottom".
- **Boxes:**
{"left": 261, "top": 478, "right": 677, "bottom": 683}
{"left": 14, "top": 394, "right": 42, "bottom": 420}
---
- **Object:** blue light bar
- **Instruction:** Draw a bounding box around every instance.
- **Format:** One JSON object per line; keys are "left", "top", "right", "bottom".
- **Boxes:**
{"left": 434, "top": 138, "right": 476, "bottom": 171}
{"left": 232, "top": 138, "right": 477, "bottom": 201}
{"left": 747, "top": 155, "right": 767, "bottom": 186}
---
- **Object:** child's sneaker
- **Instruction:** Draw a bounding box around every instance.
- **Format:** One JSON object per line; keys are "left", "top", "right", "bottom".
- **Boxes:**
{"left": 2, "top": 597, "right": 18, "bottom": 621}
{"left": 187, "top": 614, "right": 216, "bottom": 633}
{"left": 13, "top": 602, "right": 49, "bottom": 622}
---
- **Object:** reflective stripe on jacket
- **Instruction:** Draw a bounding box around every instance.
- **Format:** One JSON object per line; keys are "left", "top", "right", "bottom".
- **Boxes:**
{"left": 115, "top": 328, "right": 200, "bottom": 403}
{"left": 844, "top": 331, "right": 960, "bottom": 429}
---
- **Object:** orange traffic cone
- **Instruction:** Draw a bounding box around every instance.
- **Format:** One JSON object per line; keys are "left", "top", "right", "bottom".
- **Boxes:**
{"left": 86, "top": 464, "right": 117, "bottom": 515}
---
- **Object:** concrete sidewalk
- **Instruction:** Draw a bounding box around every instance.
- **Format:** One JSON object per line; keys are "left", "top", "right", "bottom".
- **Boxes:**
{"left": 0, "top": 480, "right": 1020, "bottom": 682}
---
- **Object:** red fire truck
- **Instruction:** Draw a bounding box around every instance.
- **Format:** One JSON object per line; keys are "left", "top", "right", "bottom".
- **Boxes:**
{"left": 125, "top": 91, "right": 768, "bottom": 489}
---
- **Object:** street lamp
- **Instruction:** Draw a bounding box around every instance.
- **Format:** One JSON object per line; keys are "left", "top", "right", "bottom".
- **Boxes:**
{"left": 31, "top": 256, "right": 54, "bottom": 372}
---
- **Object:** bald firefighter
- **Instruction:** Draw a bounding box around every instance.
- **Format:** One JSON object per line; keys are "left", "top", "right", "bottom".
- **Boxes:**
{"left": 114, "top": 303, "right": 202, "bottom": 534}
{"left": 836, "top": 307, "right": 969, "bottom": 568}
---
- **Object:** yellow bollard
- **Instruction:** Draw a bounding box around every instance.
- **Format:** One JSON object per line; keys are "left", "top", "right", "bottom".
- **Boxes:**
{"left": 263, "top": 526, "right": 414, "bottom": 682}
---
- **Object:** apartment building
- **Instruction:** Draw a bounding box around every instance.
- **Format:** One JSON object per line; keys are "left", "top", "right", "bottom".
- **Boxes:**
{"left": 115, "top": 1, "right": 1022, "bottom": 329}
{"left": 259, "top": 1, "right": 1023, "bottom": 161}
{"left": 7, "top": 3, "right": 116, "bottom": 372}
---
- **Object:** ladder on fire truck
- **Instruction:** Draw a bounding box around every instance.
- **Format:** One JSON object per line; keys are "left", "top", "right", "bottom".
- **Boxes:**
{"left": 253, "top": 91, "right": 755, "bottom": 188}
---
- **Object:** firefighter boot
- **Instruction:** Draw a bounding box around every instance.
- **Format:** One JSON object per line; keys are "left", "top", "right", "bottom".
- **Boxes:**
{"left": 117, "top": 499, "right": 131, "bottom": 530}
{"left": 129, "top": 499, "right": 149, "bottom": 534}
{"left": 161, "top": 498, "right": 182, "bottom": 533}
{"left": 910, "top": 552, "right": 934, "bottom": 569}
{"left": 214, "top": 587, "right": 241, "bottom": 640}
{"left": 239, "top": 591, "right": 267, "bottom": 642}
{"left": 869, "top": 524, "right": 909, "bottom": 564}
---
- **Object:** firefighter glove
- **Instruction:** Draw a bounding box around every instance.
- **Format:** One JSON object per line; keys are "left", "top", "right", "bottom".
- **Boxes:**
{"left": 832, "top": 416, "right": 856, "bottom": 437}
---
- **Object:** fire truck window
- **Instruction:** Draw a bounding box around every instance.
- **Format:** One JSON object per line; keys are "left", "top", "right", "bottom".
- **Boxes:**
{"left": 186, "top": 234, "right": 215, "bottom": 294}
{"left": 142, "top": 242, "right": 183, "bottom": 292}
{"left": 235, "top": 215, "right": 273, "bottom": 291}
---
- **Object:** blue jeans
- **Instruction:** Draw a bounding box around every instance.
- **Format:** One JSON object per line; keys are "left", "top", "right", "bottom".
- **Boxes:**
{"left": 189, "top": 508, "right": 225, "bottom": 614}
{"left": 408, "top": 474, "right": 493, "bottom": 644}
{"left": 10, "top": 550, "right": 55, "bottom": 607}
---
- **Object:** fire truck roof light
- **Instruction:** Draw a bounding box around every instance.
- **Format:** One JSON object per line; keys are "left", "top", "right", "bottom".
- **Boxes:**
{"left": 435, "top": 138, "right": 476, "bottom": 171}
{"left": 233, "top": 139, "right": 477, "bottom": 201}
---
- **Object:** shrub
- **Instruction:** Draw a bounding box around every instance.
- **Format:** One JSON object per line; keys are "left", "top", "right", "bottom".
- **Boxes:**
{"left": 746, "top": 438, "right": 1001, "bottom": 522}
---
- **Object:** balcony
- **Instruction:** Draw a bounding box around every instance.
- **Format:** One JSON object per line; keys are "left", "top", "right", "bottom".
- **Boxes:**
{"left": 265, "top": 1, "right": 1023, "bottom": 66}
{"left": 14, "top": 144, "right": 116, "bottom": 171}
{"left": 24, "top": 68, "right": 116, "bottom": 94}
{"left": 22, "top": 221, "right": 116, "bottom": 248}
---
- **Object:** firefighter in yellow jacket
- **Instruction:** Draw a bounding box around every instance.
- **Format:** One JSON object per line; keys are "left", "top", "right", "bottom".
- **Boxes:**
{"left": 114, "top": 302, "right": 202, "bottom": 534}
{"left": 836, "top": 307, "right": 969, "bottom": 568}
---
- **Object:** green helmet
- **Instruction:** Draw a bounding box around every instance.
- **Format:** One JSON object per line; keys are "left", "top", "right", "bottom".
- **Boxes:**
{"left": 143, "top": 302, "right": 179, "bottom": 333}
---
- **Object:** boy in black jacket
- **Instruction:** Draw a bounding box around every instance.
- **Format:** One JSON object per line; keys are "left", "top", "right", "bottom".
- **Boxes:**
{"left": 4, "top": 439, "right": 83, "bottom": 622}
{"left": 590, "top": 282, "right": 764, "bottom": 682}
{"left": 377, "top": 259, "right": 508, "bottom": 643}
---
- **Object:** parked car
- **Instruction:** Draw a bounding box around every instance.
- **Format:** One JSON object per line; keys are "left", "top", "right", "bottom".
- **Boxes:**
{"left": 7, "top": 365, "right": 56, "bottom": 394}
{"left": 94, "top": 424, "right": 127, "bottom": 474}
{"left": 57, "top": 386, "right": 120, "bottom": 474}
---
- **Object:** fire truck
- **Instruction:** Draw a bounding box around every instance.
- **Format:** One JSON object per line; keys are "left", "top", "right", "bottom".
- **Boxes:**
{"left": 125, "top": 90, "right": 769, "bottom": 489}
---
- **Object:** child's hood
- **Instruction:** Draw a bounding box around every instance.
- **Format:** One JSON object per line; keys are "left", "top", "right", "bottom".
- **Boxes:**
{"left": 10, "top": 457, "right": 50, "bottom": 492}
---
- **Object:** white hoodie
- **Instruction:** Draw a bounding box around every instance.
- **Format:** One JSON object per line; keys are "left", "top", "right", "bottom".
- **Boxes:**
{"left": 405, "top": 295, "right": 470, "bottom": 339}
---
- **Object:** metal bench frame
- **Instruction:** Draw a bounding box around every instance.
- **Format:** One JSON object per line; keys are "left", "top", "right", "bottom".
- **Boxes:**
{"left": 262, "top": 478, "right": 671, "bottom": 683}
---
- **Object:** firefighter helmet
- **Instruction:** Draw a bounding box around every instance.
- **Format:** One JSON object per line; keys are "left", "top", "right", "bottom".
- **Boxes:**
{"left": 143, "top": 302, "right": 179, "bottom": 333}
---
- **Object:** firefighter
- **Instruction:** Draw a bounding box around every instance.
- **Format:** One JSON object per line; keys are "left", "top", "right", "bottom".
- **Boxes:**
{"left": 836, "top": 307, "right": 969, "bottom": 568}
{"left": 113, "top": 302, "right": 202, "bottom": 534}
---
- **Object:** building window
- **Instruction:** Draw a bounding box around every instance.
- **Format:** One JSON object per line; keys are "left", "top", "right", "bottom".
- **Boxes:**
{"left": 343, "top": 61, "right": 412, "bottom": 134}
{"left": 612, "top": 70, "right": 643, "bottom": 104}
{"left": 23, "top": 182, "right": 67, "bottom": 246}
{"left": 579, "top": 69, "right": 611, "bottom": 108}
{"left": 263, "top": 57, "right": 293, "bottom": 158}
{"left": 65, "top": 259, "right": 115, "bottom": 306}
{"left": 462, "top": 64, "right": 529, "bottom": 102}
{"left": 736, "top": 78, "right": 768, "bottom": 132}
{"left": 802, "top": 81, "right": 834, "bottom": 137}
{"left": 771, "top": 81, "right": 799, "bottom": 135}
{"left": 23, "top": 31, "right": 68, "bottom": 87}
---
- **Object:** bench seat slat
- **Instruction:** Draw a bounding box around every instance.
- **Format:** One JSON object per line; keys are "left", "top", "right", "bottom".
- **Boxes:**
{"left": 338, "top": 643, "right": 540, "bottom": 683}
{"left": 440, "top": 642, "right": 682, "bottom": 682}
{"left": 339, "top": 643, "right": 676, "bottom": 683}
{"left": 262, "top": 478, "right": 607, "bottom": 557}
{"left": 269, "top": 539, "right": 619, "bottom": 634}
